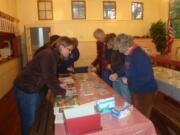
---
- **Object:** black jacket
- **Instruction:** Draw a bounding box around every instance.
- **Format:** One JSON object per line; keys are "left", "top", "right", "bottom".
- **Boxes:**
{"left": 15, "top": 47, "right": 66, "bottom": 96}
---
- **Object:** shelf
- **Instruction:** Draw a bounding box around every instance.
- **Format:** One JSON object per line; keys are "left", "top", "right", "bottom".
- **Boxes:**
{"left": 0, "top": 56, "right": 18, "bottom": 65}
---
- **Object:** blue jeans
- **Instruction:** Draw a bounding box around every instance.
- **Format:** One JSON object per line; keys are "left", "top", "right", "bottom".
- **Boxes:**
{"left": 13, "top": 86, "right": 43, "bottom": 135}
{"left": 113, "top": 78, "right": 131, "bottom": 103}
{"left": 102, "top": 70, "right": 112, "bottom": 86}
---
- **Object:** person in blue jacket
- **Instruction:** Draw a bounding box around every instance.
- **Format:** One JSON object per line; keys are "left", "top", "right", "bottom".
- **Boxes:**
{"left": 109, "top": 33, "right": 157, "bottom": 118}
{"left": 58, "top": 37, "right": 80, "bottom": 74}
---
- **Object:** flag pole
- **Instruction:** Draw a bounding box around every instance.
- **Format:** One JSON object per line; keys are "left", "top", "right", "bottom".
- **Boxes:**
{"left": 164, "top": 0, "right": 174, "bottom": 55}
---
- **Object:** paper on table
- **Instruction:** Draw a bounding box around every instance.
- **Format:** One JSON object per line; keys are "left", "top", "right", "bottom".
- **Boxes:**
{"left": 64, "top": 101, "right": 97, "bottom": 119}
{"left": 54, "top": 107, "right": 60, "bottom": 115}
{"left": 66, "top": 90, "right": 78, "bottom": 97}
{"left": 84, "top": 92, "right": 94, "bottom": 96}
{"left": 54, "top": 95, "right": 79, "bottom": 109}
{"left": 54, "top": 113, "right": 64, "bottom": 124}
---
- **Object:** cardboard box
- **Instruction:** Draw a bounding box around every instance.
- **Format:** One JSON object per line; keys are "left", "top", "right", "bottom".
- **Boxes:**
{"left": 64, "top": 102, "right": 101, "bottom": 134}
{"left": 96, "top": 97, "right": 115, "bottom": 114}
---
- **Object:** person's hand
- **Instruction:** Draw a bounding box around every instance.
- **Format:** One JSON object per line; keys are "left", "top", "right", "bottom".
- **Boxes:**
{"left": 106, "top": 64, "right": 111, "bottom": 70}
{"left": 67, "top": 67, "right": 74, "bottom": 72}
{"left": 121, "top": 77, "right": 128, "bottom": 85}
{"left": 88, "top": 64, "right": 94, "bottom": 72}
{"left": 60, "top": 83, "right": 68, "bottom": 90}
{"left": 109, "top": 73, "right": 118, "bottom": 81}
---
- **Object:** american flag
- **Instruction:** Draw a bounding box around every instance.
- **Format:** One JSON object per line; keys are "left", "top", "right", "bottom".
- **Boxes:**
{"left": 164, "top": 19, "right": 174, "bottom": 54}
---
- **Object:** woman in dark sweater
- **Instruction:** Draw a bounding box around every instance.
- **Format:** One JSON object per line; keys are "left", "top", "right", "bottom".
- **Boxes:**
{"left": 105, "top": 33, "right": 116, "bottom": 66}
{"left": 109, "top": 51, "right": 132, "bottom": 103}
{"left": 33, "top": 35, "right": 61, "bottom": 101}
{"left": 100, "top": 33, "right": 116, "bottom": 86}
{"left": 110, "top": 33, "right": 157, "bottom": 118}
{"left": 106, "top": 33, "right": 131, "bottom": 103}
{"left": 13, "top": 36, "right": 73, "bottom": 135}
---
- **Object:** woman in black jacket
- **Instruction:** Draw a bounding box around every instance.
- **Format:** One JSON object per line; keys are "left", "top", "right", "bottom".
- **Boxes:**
{"left": 13, "top": 36, "right": 73, "bottom": 135}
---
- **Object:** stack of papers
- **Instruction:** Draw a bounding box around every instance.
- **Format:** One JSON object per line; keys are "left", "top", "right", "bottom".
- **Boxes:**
{"left": 80, "top": 80, "right": 94, "bottom": 96}
{"left": 66, "top": 89, "right": 78, "bottom": 97}
{"left": 54, "top": 95, "right": 79, "bottom": 109}
{"left": 59, "top": 76, "right": 74, "bottom": 84}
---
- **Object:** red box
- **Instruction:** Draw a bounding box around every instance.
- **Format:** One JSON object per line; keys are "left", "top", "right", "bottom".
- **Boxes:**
{"left": 64, "top": 112, "right": 101, "bottom": 135}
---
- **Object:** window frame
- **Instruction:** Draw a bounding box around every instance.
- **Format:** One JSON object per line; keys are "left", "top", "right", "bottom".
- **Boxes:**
{"left": 37, "top": 0, "right": 53, "bottom": 20}
{"left": 71, "top": 0, "right": 86, "bottom": 20}
{"left": 103, "top": 1, "right": 116, "bottom": 20}
{"left": 131, "top": 2, "right": 143, "bottom": 20}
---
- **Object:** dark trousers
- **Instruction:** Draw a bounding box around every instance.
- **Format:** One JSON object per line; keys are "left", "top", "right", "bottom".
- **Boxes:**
{"left": 132, "top": 91, "right": 155, "bottom": 118}
{"left": 13, "top": 86, "right": 43, "bottom": 135}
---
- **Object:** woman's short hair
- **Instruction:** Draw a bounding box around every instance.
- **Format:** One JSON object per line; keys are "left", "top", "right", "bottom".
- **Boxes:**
{"left": 93, "top": 28, "right": 105, "bottom": 37}
{"left": 105, "top": 33, "right": 116, "bottom": 46}
{"left": 114, "top": 33, "right": 134, "bottom": 53}
{"left": 111, "top": 51, "right": 125, "bottom": 72}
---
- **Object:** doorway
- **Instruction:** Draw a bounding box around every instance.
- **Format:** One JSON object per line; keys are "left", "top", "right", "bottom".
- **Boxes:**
{"left": 24, "top": 26, "right": 51, "bottom": 64}
{"left": 30, "top": 27, "right": 50, "bottom": 55}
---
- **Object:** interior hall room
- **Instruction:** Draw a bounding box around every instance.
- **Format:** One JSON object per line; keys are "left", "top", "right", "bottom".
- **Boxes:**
{"left": 0, "top": 0, "right": 179, "bottom": 135}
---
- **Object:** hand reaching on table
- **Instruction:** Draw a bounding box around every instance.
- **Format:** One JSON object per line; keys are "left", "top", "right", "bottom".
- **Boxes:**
{"left": 109, "top": 73, "right": 118, "bottom": 81}
{"left": 88, "top": 64, "right": 95, "bottom": 72}
{"left": 67, "top": 66, "right": 74, "bottom": 72}
{"left": 121, "top": 77, "right": 128, "bottom": 85}
{"left": 60, "top": 83, "right": 68, "bottom": 90}
{"left": 106, "top": 64, "right": 111, "bottom": 70}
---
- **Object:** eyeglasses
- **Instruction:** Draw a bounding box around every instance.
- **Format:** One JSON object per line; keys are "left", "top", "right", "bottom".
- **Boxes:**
{"left": 61, "top": 43, "right": 73, "bottom": 52}
{"left": 66, "top": 47, "right": 72, "bottom": 52}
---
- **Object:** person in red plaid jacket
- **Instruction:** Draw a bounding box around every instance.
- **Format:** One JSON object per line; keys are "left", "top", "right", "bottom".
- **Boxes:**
{"left": 89, "top": 28, "right": 111, "bottom": 86}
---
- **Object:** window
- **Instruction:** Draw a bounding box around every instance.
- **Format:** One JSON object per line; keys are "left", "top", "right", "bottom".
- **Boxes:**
{"left": 103, "top": 1, "right": 116, "bottom": 19}
{"left": 72, "top": 1, "right": 86, "bottom": 19}
{"left": 37, "top": 0, "right": 53, "bottom": 20}
{"left": 132, "top": 2, "right": 143, "bottom": 20}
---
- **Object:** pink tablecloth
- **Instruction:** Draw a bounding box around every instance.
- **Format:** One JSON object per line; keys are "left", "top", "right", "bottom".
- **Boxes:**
{"left": 55, "top": 73, "right": 157, "bottom": 135}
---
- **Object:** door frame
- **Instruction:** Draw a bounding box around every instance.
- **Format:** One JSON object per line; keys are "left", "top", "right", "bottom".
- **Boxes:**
{"left": 24, "top": 24, "right": 52, "bottom": 62}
